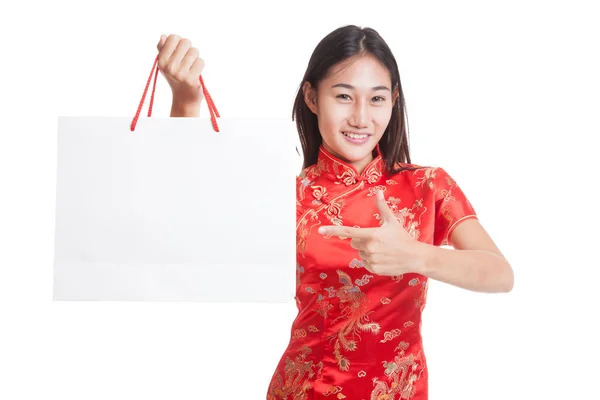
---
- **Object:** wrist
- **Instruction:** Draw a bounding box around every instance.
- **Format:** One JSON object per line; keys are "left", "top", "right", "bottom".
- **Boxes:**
{"left": 414, "top": 242, "right": 440, "bottom": 276}
{"left": 170, "top": 98, "right": 201, "bottom": 117}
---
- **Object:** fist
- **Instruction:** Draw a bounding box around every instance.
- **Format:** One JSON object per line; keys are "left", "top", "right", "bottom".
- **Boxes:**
{"left": 157, "top": 34, "right": 205, "bottom": 115}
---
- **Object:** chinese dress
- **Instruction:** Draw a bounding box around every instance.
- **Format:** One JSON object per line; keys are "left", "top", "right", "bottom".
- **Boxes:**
{"left": 267, "top": 144, "right": 478, "bottom": 400}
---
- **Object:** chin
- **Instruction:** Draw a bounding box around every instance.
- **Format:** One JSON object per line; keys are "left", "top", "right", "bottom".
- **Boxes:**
{"left": 331, "top": 136, "right": 378, "bottom": 162}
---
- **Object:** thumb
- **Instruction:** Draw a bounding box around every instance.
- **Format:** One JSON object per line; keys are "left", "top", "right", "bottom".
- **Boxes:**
{"left": 157, "top": 34, "right": 167, "bottom": 51}
{"left": 376, "top": 190, "right": 397, "bottom": 224}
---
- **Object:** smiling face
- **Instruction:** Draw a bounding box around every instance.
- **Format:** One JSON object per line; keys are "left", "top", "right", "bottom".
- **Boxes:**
{"left": 303, "top": 53, "right": 398, "bottom": 173}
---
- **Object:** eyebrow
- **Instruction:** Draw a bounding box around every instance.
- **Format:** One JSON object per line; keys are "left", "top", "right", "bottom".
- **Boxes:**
{"left": 331, "top": 83, "right": 391, "bottom": 91}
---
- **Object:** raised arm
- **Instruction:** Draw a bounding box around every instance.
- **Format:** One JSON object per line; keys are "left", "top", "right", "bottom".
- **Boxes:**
{"left": 156, "top": 34, "right": 205, "bottom": 117}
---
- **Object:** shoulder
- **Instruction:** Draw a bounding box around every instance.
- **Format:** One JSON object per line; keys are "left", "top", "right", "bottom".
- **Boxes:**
{"left": 387, "top": 162, "right": 459, "bottom": 193}
{"left": 388, "top": 161, "right": 442, "bottom": 180}
{"left": 296, "top": 163, "right": 323, "bottom": 184}
{"left": 296, "top": 166, "right": 312, "bottom": 186}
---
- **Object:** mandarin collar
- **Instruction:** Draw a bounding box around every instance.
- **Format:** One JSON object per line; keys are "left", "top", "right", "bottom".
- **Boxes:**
{"left": 314, "top": 144, "right": 384, "bottom": 186}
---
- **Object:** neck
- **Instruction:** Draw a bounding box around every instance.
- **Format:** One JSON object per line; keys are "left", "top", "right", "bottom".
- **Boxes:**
{"left": 321, "top": 144, "right": 379, "bottom": 175}
{"left": 349, "top": 154, "right": 374, "bottom": 175}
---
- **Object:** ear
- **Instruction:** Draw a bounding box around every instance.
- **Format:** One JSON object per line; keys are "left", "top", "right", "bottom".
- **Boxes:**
{"left": 302, "top": 81, "right": 318, "bottom": 114}
{"left": 392, "top": 85, "right": 399, "bottom": 105}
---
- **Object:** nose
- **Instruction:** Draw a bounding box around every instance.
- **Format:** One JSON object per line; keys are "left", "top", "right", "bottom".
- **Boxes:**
{"left": 349, "top": 101, "right": 369, "bottom": 128}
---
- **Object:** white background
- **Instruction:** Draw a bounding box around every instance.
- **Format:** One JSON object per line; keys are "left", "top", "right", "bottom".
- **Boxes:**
{"left": 1, "top": 0, "right": 599, "bottom": 399}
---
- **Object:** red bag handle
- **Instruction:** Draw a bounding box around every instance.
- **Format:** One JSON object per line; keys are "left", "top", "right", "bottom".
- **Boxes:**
{"left": 130, "top": 54, "right": 220, "bottom": 132}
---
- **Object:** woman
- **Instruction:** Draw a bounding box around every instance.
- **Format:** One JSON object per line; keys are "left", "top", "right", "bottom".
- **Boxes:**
{"left": 156, "top": 25, "right": 513, "bottom": 399}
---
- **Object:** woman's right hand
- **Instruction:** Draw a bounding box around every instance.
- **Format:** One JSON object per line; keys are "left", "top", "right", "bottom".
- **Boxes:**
{"left": 157, "top": 34, "right": 205, "bottom": 117}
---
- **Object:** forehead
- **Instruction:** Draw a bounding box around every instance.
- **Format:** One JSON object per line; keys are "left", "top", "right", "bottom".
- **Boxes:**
{"left": 323, "top": 54, "right": 391, "bottom": 86}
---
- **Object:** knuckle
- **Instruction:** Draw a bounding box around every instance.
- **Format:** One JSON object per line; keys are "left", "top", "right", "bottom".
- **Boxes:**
{"left": 166, "top": 65, "right": 178, "bottom": 77}
{"left": 192, "top": 57, "right": 205, "bottom": 71}
{"left": 185, "top": 75, "right": 200, "bottom": 87}
{"left": 365, "top": 242, "right": 377, "bottom": 253}
{"left": 166, "top": 34, "right": 180, "bottom": 45}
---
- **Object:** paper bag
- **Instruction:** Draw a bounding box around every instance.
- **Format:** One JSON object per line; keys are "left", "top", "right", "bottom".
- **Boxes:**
{"left": 53, "top": 116, "right": 298, "bottom": 303}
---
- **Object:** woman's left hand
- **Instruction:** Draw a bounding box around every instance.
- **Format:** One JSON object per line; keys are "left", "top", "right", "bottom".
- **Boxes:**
{"left": 318, "top": 190, "right": 431, "bottom": 276}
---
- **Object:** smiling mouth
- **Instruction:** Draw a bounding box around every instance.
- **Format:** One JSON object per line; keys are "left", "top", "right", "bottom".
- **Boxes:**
{"left": 342, "top": 131, "right": 371, "bottom": 139}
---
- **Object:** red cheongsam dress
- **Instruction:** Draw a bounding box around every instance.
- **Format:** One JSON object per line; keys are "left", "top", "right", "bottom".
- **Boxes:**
{"left": 267, "top": 145, "right": 478, "bottom": 400}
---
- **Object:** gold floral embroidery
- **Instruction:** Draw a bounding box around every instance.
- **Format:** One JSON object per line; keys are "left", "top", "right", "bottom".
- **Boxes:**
{"left": 355, "top": 274, "right": 374, "bottom": 286}
{"left": 380, "top": 329, "right": 402, "bottom": 343}
{"left": 370, "top": 350, "right": 424, "bottom": 399}
{"left": 292, "top": 329, "right": 307, "bottom": 340}
{"left": 443, "top": 171, "right": 457, "bottom": 187}
{"left": 297, "top": 180, "right": 310, "bottom": 202}
{"left": 309, "top": 157, "right": 328, "bottom": 177}
{"left": 327, "top": 270, "right": 381, "bottom": 371}
{"left": 311, "top": 185, "right": 328, "bottom": 204}
{"left": 267, "top": 346, "right": 323, "bottom": 400}
{"left": 315, "top": 300, "right": 334, "bottom": 318}
{"left": 362, "top": 163, "right": 382, "bottom": 184}
{"left": 394, "top": 341, "right": 409, "bottom": 353}
{"left": 414, "top": 167, "right": 436, "bottom": 190}
{"left": 324, "top": 198, "right": 345, "bottom": 226}
{"left": 297, "top": 210, "right": 321, "bottom": 257}
{"left": 323, "top": 385, "right": 345, "bottom": 397}
{"left": 374, "top": 197, "right": 426, "bottom": 241}
{"left": 296, "top": 263, "right": 304, "bottom": 291}
{"left": 286, "top": 149, "right": 434, "bottom": 398}
{"left": 318, "top": 147, "right": 383, "bottom": 187}
{"left": 440, "top": 188, "right": 454, "bottom": 203}
{"left": 415, "top": 279, "right": 428, "bottom": 311}
{"left": 440, "top": 204, "right": 454, "bottom": 227}
{"left": 367, "top": 185, "right": 386, "bottom": 196}
{"left": 337, "top": 168, "right": 359, "bottom": 186}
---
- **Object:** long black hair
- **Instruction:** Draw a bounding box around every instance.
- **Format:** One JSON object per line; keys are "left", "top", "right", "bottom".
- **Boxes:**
{"left": 292, "top": 25, "right": 411, "bottom": 175}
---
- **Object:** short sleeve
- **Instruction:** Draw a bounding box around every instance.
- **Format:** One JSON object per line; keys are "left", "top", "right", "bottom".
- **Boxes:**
{"left": 432, "top": 167, "right": 478, "bottom": 247}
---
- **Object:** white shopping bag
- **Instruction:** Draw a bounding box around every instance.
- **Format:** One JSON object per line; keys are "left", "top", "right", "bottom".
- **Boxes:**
{"left": 53, "top": 115, "right": 298, "bottom": 302}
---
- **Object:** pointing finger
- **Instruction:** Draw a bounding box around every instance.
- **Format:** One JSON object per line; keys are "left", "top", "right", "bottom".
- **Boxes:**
{"left": 318, "top": 225, "right": 375, "bottom": 239}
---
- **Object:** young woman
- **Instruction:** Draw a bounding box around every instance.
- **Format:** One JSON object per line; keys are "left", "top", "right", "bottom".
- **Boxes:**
{"left": 156, "top": 25, "right": 514, "bottom": 400}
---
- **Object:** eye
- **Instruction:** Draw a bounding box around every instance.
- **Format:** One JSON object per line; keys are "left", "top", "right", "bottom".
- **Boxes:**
{"left": 372, "top": 96, "right": 385, "bottom": 102}
{"left": 336, "top": 94, "right": 351, "bottom": 100}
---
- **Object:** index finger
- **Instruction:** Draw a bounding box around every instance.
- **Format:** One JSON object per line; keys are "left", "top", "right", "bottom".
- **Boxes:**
{"left": 318, "top": 225, "right": 375, "bottom": 239}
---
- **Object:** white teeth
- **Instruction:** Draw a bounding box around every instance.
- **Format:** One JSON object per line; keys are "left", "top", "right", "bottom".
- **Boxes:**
{"left": 343, "top": 132, "right": 368, "bottom": 139}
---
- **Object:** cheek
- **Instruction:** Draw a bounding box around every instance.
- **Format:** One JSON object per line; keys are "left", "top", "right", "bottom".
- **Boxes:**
{"left": 374, "top": 106, "right": 393, "bottom": 122}
{"left": 317, "top": 103, "right": 346, "bottom": 133}
{"left": 373, "top": 107, "right": 394, "bottom": 131}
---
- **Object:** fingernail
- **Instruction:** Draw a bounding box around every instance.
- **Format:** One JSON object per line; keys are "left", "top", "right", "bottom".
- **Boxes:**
{"left": 318, "top": 227, "right": 326, "bottom": 234}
